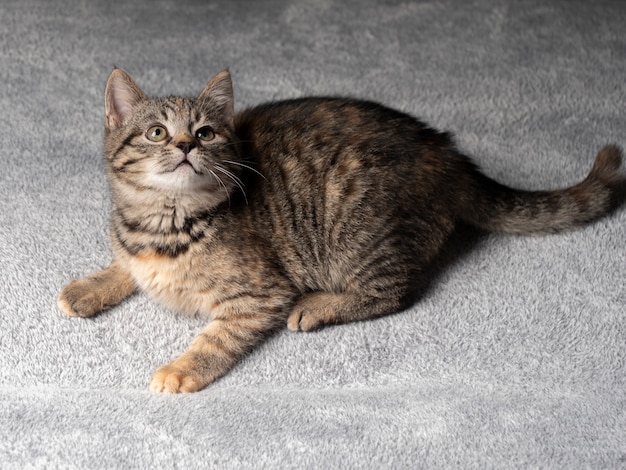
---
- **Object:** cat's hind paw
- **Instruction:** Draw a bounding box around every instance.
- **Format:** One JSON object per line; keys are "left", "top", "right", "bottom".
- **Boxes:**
{"left": 287, "top": 293, "right": 338, "bottom": 332}
{"left": 287, "top": 309, "right": 326, "bottom": 332}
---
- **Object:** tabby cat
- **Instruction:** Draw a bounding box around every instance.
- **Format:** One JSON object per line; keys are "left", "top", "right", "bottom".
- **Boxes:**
{"left": 57, "top": 68, "right": 624, "bottom": 393}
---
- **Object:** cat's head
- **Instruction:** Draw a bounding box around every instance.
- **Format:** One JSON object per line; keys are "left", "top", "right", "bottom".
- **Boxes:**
{"left": 103, "top": 68, "right": 239, "bottom": 197}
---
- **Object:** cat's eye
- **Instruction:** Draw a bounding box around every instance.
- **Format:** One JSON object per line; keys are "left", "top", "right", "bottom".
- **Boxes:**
{"left": 195, "top": 126, "right": 215, "bottom": 142}
{"left": 146, "top": 125, "right": 169, "bottom": 142}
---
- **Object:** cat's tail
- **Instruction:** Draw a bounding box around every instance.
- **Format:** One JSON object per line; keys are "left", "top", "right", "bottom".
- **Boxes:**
{"left": 461, "top": 145, "right": 625, "bottom": 234}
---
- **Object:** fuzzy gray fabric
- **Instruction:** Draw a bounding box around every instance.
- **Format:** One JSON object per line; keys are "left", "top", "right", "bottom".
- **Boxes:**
{"left": 1, "top": 0, "right": 625, "bottom": 468}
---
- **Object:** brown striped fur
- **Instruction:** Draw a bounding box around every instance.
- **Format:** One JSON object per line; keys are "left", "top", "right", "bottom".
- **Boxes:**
{"left": 58, "top": 68, "right": 625, "bottom": 393}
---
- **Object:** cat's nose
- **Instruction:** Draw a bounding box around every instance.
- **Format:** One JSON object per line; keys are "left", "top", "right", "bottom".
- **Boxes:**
{"left": 175, "top": 140, "right": 196, "bottom": 155}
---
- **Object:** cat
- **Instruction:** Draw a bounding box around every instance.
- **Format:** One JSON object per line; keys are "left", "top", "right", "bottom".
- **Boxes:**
{"left": 57, "top": 68, "right": 625, "bottom": 393}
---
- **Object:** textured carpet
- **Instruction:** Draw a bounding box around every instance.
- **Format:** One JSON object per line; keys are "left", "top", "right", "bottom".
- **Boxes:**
{"left": 1, "top": 0, "right": 625, "bottom": 468}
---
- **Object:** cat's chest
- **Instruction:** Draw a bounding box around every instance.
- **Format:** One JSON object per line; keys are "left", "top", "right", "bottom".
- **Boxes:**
{"left": 126, "top": 249, "right": 216, "bottom": 315}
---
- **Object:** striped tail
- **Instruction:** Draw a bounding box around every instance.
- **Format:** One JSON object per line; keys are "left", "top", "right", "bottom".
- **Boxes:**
{"left": 461, "top": 145, "right": 625, "bottom": 234}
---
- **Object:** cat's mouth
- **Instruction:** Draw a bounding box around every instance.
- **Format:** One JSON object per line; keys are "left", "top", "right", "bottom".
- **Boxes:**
{"left": 173, "top": 159, "right": 202, "bottom": 175}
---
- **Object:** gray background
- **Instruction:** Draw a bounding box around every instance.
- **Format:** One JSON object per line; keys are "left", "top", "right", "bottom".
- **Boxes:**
{"left": 1, "top": 0, "right": 625, "bottom": 468}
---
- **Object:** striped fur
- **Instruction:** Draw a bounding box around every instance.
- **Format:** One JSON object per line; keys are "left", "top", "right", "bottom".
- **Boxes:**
{"left": 58, "top": 68, "right": 625, "bottom": 393}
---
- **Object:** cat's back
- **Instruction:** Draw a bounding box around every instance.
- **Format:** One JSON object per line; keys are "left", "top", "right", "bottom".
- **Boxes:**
{"left": 235, "top": 96, "right": 446, "bottom": 150}
{"left": 234, "top": 96, "right": 461, "bottom": 188}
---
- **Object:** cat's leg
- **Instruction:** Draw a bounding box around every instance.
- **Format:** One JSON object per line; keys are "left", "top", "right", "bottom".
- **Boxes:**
{"left": 57, "top": 260, "right": 137, "bottom": 317}
{"left": 287, "top": 289, "right": 412, "bottom": 332}
{"left": 288, "top": 214, "right": 454, "bottom": 331}
{"left": 149, "top": 301, "right": 289, "bottom": 393}
{"left": 149, "top": 320, "right": 242, "bottom": 393}
{"left": 287, "top": 240, "right": 437, "bottom": 332}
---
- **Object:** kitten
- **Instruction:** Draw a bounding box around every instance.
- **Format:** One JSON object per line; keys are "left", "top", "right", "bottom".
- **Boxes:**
{"left": 58, "top": 68, "right": 624, "bottom": 393}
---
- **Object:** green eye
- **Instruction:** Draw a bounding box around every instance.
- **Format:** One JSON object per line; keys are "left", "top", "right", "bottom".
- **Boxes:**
{"left": 195, "top": 126, "right": 215, "bottom": 142}
{"left": 146, "top": 125, "right": 168, "bottom": 142}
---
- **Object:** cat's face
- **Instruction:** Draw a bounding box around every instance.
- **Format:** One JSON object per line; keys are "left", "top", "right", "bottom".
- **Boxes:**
{"left": 103, "top": 69, "right": 239, "bottom": 195}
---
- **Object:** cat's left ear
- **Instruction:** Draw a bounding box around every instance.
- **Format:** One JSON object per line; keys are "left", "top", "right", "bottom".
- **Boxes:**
{"left": 198, "top": 70, "right": 234, "bottom": 129}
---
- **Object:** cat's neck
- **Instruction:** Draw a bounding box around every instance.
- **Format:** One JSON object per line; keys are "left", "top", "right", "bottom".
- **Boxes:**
{"left": 110, "top": 180, "right": 227, "bottom": 234}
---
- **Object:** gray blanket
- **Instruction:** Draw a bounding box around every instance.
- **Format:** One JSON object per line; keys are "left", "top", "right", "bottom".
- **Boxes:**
{"left": 1, "top": 0, "right": 625, "bottom": 468}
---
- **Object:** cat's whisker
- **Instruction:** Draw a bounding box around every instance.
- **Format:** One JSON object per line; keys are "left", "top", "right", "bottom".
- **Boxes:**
{"left": 214, "top": 163, "right": 245, "bottom": 188}
{"left": 209, "top": 169, "right": 231, "bottom": 206}
{"left": 223, "top": 140, "right": 254, "bottom": 146}
{"left": 223, "top": 160, "right": 268, "bottom": 181}
{"left": 214, "top": 164, "right": 248, "bottom": 205}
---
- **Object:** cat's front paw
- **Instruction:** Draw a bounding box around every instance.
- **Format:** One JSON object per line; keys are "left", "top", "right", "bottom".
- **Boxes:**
{"left": 58, "top": 279, "right": 106, "bottom": 317}
{"left": 149, "top": 364, "right": 204, "bottom": 394}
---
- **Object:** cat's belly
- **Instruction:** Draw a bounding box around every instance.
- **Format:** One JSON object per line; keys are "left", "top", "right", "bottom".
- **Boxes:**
{"left": 126, "top": 250, "right": 216, "bottom": 316}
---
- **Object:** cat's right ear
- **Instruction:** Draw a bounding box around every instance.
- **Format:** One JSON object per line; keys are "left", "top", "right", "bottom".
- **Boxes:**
{"left": 104, "top": 68, "right": 148, "bottom": 130}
